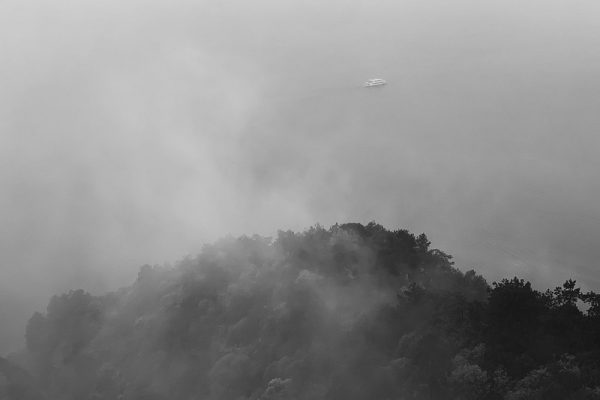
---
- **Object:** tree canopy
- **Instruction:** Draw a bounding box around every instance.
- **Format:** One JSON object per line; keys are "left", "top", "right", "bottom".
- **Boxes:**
{"left": 8, "top": 223, "right": 600, "bottom": 400}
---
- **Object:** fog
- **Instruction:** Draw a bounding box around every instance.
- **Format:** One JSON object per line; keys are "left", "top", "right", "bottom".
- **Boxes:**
{"left": 2, "top": 0, "right": 600, "bottom": 353}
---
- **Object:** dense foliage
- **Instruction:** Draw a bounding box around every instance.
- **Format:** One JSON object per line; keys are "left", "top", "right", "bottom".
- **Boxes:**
{"left": 6, "top": 223, "right": 600, "bottom": 399}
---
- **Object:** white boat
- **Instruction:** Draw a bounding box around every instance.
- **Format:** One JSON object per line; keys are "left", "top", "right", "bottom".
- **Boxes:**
{"left": 364, "top": 78, "right": 387, "bottom": 87}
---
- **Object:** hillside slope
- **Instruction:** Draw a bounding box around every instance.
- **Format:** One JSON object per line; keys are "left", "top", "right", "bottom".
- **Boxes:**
{"left": 15, "top": 223, "right": 600, "bottom": 400}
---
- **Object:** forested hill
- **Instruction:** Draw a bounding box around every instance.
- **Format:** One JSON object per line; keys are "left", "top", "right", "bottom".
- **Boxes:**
{"left": 8, "top": 223, "right": 600, "bottom": 400}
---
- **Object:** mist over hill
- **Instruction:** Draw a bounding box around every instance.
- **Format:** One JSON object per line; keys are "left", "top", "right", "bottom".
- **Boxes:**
{"left": 3, "top": 223, "right": 600, "bottom": 400}
{"left": 2, "top": 0, "right": 600, "bottom": 377}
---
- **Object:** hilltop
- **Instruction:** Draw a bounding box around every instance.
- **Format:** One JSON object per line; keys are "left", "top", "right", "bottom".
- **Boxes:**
{"left": 8, "top": 223, "right": 600, "bottom": 400}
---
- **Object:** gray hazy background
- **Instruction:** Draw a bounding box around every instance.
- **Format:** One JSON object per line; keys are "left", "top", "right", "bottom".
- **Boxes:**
{"left": 1, "top": 0, "right": 600, "bottom": 354}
